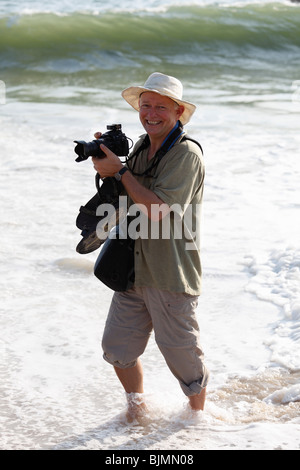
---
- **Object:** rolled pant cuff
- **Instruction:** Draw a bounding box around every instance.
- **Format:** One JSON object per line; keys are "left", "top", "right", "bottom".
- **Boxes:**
{"left": 103, "top": 352, "right": 137, "bottom": 369}
{"left": 179, "top": 374, "right": 209, "bottom": 397}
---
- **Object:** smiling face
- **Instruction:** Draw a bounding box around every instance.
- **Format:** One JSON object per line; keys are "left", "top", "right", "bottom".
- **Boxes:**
{"left": 139, "top": 91, "right": 184, "bottom": 143}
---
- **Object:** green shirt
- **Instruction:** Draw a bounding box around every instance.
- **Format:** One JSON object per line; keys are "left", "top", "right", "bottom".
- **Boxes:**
{"left": 127, "top": 133, "right": 205, "bottom": 295}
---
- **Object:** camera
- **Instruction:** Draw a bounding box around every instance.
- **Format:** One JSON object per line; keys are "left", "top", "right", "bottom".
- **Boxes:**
{"left": 74, "top": 124, "right": 131, "bottom": 162}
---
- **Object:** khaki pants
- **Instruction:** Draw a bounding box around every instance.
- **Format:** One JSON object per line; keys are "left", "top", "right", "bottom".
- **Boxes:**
{"left": 102, "top": 286, "right": 209, "bottom": 396}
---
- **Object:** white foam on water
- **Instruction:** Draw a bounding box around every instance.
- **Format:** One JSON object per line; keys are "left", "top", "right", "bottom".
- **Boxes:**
{"left": 244, "top": 247, "right": 300, "bottom": 372}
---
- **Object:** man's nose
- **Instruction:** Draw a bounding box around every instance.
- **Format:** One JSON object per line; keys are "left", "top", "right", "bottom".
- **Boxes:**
{"left": 147, "top": 107, "right": 158, "bottom": 117}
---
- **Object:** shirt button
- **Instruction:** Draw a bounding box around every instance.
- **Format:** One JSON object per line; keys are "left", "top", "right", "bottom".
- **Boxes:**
{"left": 136, "top": 251, "right": 139, "bottom": 255}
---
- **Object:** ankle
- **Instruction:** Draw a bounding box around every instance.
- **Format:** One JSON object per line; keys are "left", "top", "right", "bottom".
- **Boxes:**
{"left": 188, "top": 388, "right": 206, "bottom": 411}
{"left": 125, "top": 392, "right": 148, "bottom": 422}
{"left": 126, "top": 392, "right": 145, "bottom": 408}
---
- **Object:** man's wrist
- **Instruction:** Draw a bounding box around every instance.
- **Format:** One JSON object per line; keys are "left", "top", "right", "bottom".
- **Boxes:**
{"left": 114, "top": 166, "right": 129, "bottom": 181}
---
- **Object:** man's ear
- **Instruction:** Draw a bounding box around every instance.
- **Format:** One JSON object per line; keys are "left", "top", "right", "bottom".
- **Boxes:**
{"left": 177, "top": 105, "right": 185, "bottom": 120}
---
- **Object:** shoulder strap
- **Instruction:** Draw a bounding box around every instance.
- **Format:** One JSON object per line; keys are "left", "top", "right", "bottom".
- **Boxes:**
{"left": 181, "top": 135, "right": 204, "bottom": 155}
{"left": 126, "top": 134, "right": 150, "bottom": 163}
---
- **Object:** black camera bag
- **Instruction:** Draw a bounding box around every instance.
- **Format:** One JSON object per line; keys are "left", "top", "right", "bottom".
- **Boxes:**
{"left": 94, "top": 223, "right": 135, "bottom": 292}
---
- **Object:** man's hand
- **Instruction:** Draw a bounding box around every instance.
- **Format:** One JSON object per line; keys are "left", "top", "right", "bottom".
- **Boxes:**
{"left": 92, "top": 143, "right": 123, "bottom": 178}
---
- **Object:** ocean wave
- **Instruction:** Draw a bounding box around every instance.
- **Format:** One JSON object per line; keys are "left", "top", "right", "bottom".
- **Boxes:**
{"left": 1, "top": 2, "right": 299, "bottom": 102}
{"left": 0, "top": 0, "right": 297, "bottom": 16}
{"left": 1, "top": 3, "right": 299, "bottom": 72}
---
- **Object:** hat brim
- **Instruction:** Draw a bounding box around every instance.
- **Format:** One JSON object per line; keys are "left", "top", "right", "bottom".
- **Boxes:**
{"left": 121, "top": 86, "right": 196, "bottom": 125}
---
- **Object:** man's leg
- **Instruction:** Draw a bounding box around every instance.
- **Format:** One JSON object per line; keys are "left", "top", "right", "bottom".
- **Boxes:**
{"left": 114, "top": 359, "right": 148, "bottom": 420}
{"left": 102, "top": 288, "right": 152, "bottom": 419}
{"left": 143, "top": 287, "right": 209, "bottom": 412}
{"left": 189, "top": 387, "right": 206, "bottom": 411}
{"left": 114, "top": 358, "right": 144, "bottom": 394}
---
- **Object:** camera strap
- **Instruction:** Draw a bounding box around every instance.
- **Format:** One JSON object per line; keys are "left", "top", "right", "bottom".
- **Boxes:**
{"left": 126, "top": 121, "right": 202, "bottom": 178}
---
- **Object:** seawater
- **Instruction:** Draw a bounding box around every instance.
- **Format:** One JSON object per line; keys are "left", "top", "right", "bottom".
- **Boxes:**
{"left": 0, "top": 0, "right": 300, "bottom": 450}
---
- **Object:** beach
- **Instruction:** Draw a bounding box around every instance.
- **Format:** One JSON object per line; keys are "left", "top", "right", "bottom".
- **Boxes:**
{"left": 0, "top": 0, "right": 300, "bottom": 450}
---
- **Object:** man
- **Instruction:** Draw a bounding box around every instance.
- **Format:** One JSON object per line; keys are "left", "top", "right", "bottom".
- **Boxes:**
{"left": 92, "top": 72, "right": 209, "bottom": 420}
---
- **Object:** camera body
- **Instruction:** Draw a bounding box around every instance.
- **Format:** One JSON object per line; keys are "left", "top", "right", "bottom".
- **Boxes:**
{"left": 74, "top": 124, "right": 130, "bottom": 162}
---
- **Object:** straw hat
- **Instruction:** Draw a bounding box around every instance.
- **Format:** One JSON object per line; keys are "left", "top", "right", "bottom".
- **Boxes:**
{"left": 121, "top": 72, "right": 196, "bottom": 125}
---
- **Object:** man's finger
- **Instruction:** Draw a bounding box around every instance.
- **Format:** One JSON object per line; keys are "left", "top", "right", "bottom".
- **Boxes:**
{"left": 100, "top": 143, "right": 113, "bottom": 156}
